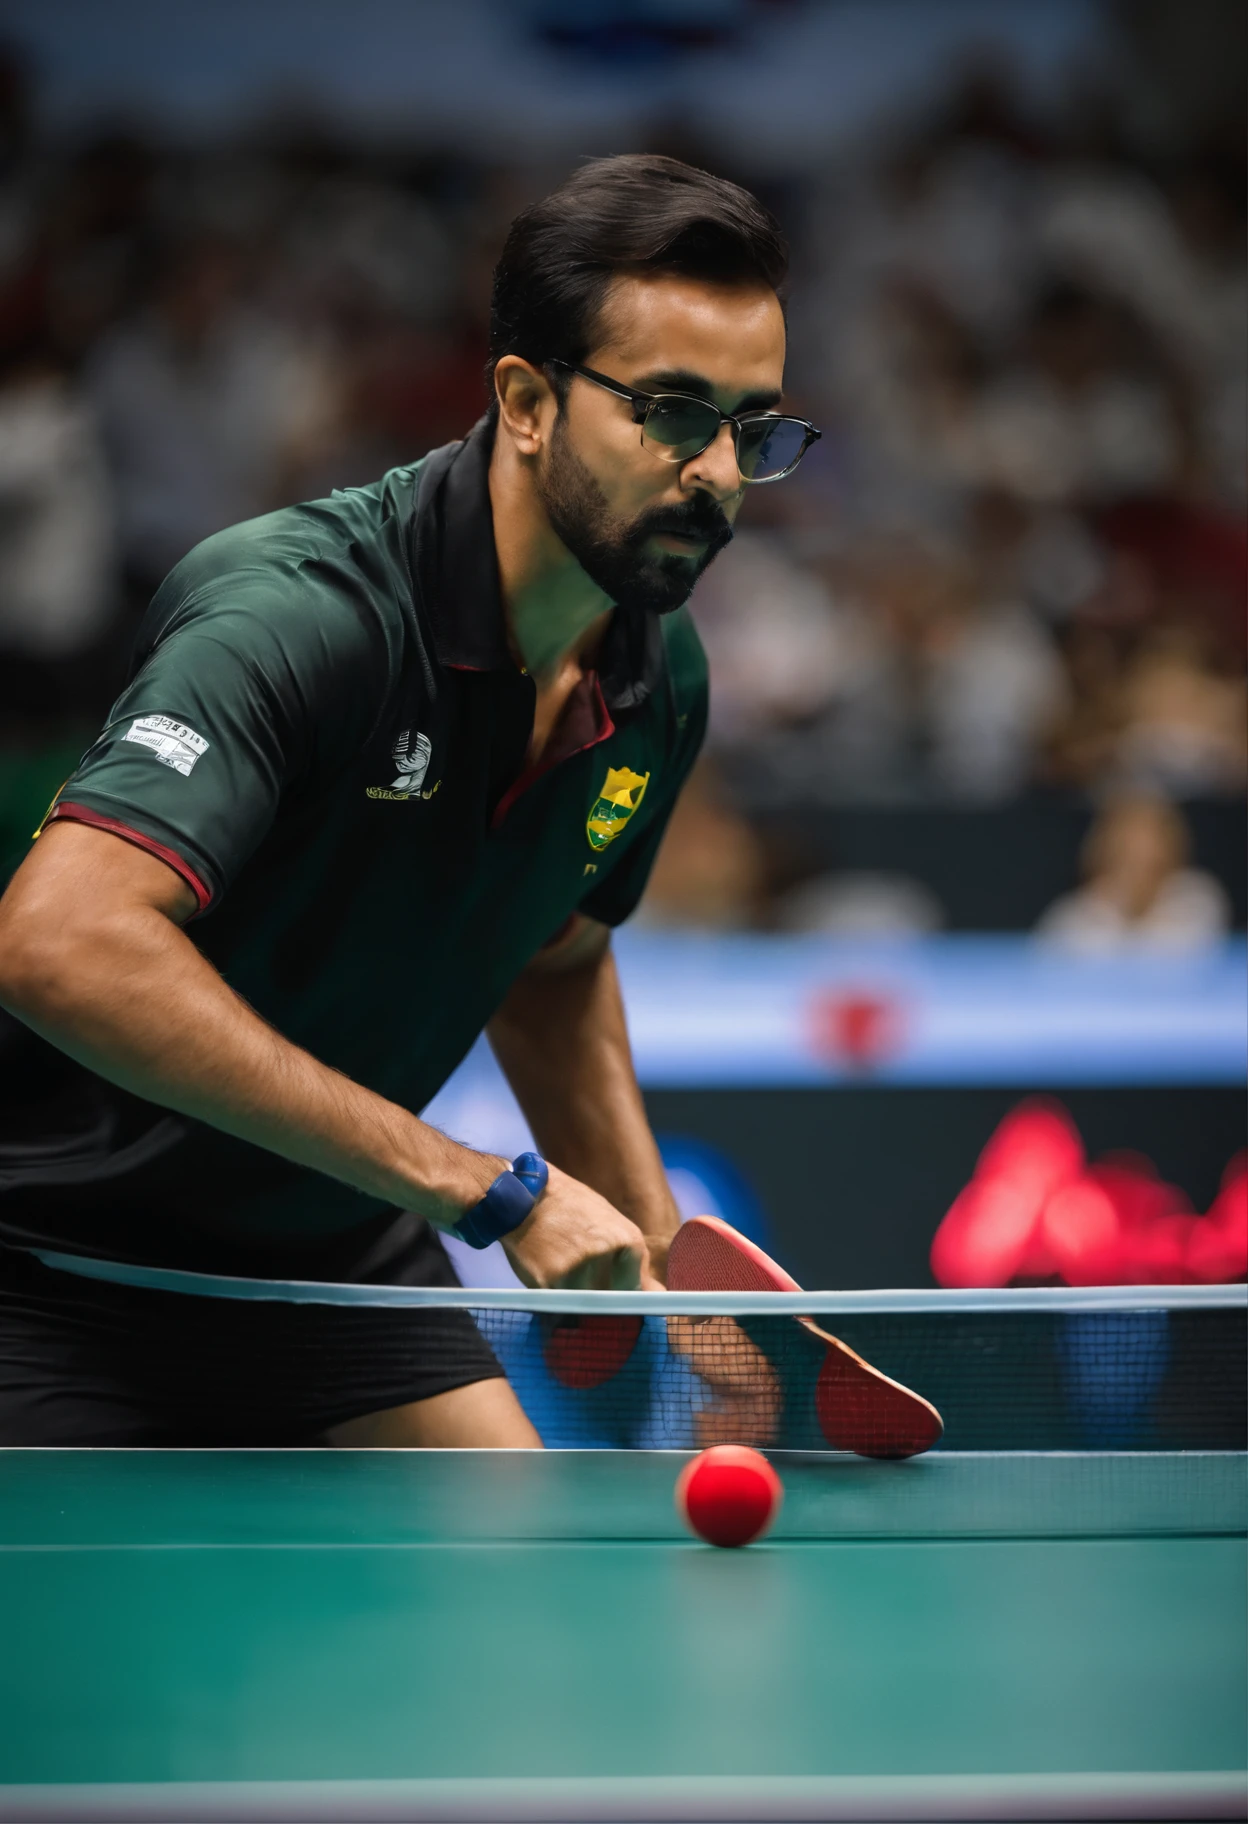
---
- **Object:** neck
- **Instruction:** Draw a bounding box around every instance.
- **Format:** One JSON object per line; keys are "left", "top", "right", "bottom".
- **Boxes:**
{"left": 488, "top": 425, "right": 614, "bottom": 680}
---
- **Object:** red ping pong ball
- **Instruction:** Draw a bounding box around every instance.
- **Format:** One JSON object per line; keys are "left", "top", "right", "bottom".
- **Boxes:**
{"left": 675, "top": 1445, "right": 783, "bottom": 1548}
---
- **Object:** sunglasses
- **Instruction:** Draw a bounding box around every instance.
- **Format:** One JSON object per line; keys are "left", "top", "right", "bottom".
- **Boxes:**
{"left": 548, "top": 360, "right": 820, "bottom": 484}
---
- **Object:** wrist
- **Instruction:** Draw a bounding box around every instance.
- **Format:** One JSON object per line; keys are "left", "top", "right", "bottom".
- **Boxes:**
{"left": 454, "top": 1152, "right": 550, "bottom": 1250}
{"left": 384, "top": 1123, "right": 507, "bottom": 1226}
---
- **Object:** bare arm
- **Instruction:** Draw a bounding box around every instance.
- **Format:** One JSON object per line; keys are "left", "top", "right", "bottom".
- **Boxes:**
{"left": 0, "top": 822, "right": 652, "bottom": 1288}
{"left": 487, "top": 916, "right": 681, "bottom": 1278}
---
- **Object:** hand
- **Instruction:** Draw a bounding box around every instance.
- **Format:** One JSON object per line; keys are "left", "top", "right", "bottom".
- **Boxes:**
{"left": 641, "top": 1226, "right": 675, "bottom": 1284}
{"left": 502, "top": 1163, "right": 662, "bottom": 1290}
{"left": 666, "top": 1315, "right": 782, "bottom": 1447}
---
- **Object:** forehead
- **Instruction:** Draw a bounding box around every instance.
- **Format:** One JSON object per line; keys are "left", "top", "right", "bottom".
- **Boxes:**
{"left": 588, "top": 272, "right": 785, "bottom": 400}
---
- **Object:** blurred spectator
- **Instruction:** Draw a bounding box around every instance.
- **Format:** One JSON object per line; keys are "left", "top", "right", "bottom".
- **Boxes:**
{"left": 690, "top": 530, "right": 847, "bottom": 748}
{"left": 275, "top": 167, "right": 456, "bottom": 330}
{"left": 0, "top": 338, "right": 115, "bottom": 728}
{"left": 806, "top": 62, "right": 1043, "bottom": 404}
{"left": 1166, "top": 149, "right": 1248, "bottom": 511}
{"left": 1037, "top": 794, "right": 1230, "bottom": 953}
{"left": 731, "top": 536, "right": 1067, "bottom": 805}
{"left": 964, "top": 281, "right": 1188, "bottom": 505}
{"left": 1091, "top": 496, "right": 1247, "bottom": 665}
{"left": 1113, "top": 632, "right": 1247, "bottom": 796}
{"left": 1048, "top": 620, "right": 1247, "bottom": 795}
{"left": 775, "top": 871, "right": 943, "bottom": 938}
{"left": 638, "top": 761, "right": 765, "bottom": 930}
{"left": 828, "top": 275, "right": 988, "bottom": 521}
{"left": 0, "top": 45, "right": 41, "bottom": 343}
{"left": 86, "top": 233, "right": 332, "bottom": 594}
{"left": 1040, "top": 132, "right": 1247, "bottom": 510}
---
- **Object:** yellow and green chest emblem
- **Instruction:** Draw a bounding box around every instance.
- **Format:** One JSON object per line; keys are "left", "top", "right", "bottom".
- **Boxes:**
{"left": 586, "top": 765, "right": 650, "bottom": 851}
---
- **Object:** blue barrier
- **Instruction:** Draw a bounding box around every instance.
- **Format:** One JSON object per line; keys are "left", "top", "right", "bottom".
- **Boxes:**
{"left": 611, "top": 932, "right": 1247, "bottom": 1087}
{"left": 423, "top": 935, "right": 1245, "bottom": 1195}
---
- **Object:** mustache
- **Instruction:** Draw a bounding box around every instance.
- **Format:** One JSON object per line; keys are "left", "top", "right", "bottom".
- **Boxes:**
{"left": 632, "top": 498, "right": 734, "bottom": 549}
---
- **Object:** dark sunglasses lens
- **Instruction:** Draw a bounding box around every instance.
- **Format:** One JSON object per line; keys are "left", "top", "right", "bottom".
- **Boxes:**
{"left": 737, "top": 417, "right": 808, "bottom": 480}
{"left": 640, "top": 396, "right": 720, "bottom": 459}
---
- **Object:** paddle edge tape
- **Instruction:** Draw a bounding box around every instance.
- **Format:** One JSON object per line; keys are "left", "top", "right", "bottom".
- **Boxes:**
{"left": 0, "top": 1770, "right": 1243, "bottom": 1819}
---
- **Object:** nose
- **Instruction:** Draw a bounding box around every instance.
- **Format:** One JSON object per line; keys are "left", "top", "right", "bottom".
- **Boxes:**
{"left": 681, "top": 420, "right": 743, "bottom": 504}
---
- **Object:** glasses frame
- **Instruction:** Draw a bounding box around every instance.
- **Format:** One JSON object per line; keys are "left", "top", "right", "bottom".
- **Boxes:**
{"left": 547, "top": 359, "right": 821, "bottom": 484}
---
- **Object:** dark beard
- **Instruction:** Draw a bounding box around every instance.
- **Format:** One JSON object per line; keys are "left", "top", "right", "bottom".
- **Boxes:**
{"left": 537, "top": 415, "right": 734, "bottom": 615}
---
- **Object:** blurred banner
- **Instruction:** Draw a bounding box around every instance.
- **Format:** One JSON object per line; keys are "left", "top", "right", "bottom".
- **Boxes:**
{"left": 428, "top": 934, "right": 1246, "bottom": 1111}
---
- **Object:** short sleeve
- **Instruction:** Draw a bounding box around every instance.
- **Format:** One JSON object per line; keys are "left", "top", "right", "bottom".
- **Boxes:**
{"left": 47, "top": 565, "right": 386, "bottom": 912}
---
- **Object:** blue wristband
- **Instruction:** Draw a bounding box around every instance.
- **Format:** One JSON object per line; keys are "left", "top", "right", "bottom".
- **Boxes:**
{"left": 454, "top": 1153, "right": 549, "bottom": 1250}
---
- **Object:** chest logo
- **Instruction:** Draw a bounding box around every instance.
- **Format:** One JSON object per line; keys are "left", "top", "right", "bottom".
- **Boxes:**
{"left": 586, "top": 765, "right": 649, "bottom": 851}
{"left": 390, "top": 729, "right": 432, "bottom": 794}
{"left": 366, "top": 729, "right": 439, "bottom": 802}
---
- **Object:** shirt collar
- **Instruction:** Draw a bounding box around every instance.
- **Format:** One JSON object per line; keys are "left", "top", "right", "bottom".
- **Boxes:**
{"left": 421, "top": 416, "right": 664, "bottom": 712}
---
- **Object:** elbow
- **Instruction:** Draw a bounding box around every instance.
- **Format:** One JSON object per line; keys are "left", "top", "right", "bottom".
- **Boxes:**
{"left": 522, "top": 914, "right": 613, "bottom": 977}
{"left": 0, "top": 908, "right": 87, "bottom": 1027}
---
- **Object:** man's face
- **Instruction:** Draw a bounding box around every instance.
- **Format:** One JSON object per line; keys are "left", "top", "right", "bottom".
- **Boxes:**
{"left": 536, "top": 272, "right": 786, "bottom": 614}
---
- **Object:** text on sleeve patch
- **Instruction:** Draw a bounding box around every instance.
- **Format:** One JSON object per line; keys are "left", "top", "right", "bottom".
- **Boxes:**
{"left": 122, "top": 715, "right": 210, "bottom": 776}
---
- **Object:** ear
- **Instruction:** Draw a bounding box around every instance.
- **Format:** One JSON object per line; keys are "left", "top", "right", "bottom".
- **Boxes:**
{"left": 493, "top": 356, "right": 556, "bottom": 457}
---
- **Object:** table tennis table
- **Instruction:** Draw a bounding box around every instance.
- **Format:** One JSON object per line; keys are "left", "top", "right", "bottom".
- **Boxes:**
{"left": 0, "top": 1444, "right": 1243, "bottom": 1821}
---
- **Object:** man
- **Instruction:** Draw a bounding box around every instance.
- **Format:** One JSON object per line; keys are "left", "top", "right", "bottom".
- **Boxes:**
{"left": 0, "top": 155, "right": 818, "bottom": 1448}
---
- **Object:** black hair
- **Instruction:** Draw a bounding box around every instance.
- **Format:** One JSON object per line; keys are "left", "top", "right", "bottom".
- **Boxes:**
{"left": 486, "top": 153, "right": 788, "bottom": 414}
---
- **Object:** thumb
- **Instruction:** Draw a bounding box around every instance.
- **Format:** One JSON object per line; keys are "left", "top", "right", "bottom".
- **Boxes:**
{"left": 635, "top": 1242, "right": 665, "bottom": 1293}
{"left": 638, "top": 1243, "right": 664, "bottom": 1292}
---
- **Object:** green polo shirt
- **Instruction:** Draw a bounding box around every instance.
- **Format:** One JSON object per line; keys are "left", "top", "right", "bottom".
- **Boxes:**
{"left": 0, "top": 421, "right": 707, "bottom": 1274}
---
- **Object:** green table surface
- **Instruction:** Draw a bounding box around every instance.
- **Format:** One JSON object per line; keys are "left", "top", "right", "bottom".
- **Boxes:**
{"left": 1, "top": 1449, "right": 1244, "bottom": 1823}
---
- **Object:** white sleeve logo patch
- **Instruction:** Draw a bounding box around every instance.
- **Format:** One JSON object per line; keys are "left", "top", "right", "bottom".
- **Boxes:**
{"left": 123, "top": 715, "right": 210, "bottom": 776}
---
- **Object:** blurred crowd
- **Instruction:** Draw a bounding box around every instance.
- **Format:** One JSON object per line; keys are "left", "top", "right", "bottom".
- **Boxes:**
{"left": 696, "top": 68, "right": 1246, "bottom": 811}
{"left": 651, "top": 67, "right": 1247, "bottom": 937}
{"left": 0, "top": 43, "right": 503, "bottom": 730}
{"left": 0, "top": 42, "right": 1242, "bottom": 937}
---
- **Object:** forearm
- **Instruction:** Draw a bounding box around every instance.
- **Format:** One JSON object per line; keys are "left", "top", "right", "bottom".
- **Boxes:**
{"left": 0, "top": 824, "right": 657, "bottom": 1290}
{"left": 487, "top": 939, "right": 680, "bottom": 1264}
{"left": 0, "top": 894, "right": 502, "bottom": 1225}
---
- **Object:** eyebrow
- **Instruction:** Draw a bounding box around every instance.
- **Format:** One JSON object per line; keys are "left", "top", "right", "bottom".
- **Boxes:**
{"left": 631, "top": 368, "right": 784, "bottom": 413}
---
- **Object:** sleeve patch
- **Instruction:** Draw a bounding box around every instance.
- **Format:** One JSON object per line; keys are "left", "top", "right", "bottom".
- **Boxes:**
{"left": 122, "top": 715, "right": 210, "bottom": 776}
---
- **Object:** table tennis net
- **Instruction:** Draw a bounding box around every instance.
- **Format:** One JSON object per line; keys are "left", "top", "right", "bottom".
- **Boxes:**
{"left": 23, "top": 1248, "right": 1245, "bottom": 1453}
{"left": 465, "top": 1301, "right": 1246, "bottom": 1453}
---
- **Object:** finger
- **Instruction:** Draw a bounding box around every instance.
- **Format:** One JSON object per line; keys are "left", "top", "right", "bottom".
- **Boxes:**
{"left": 567, "top": 1249, "right": 628, "bottom": 1292}
{"left": 552, "top": 1251, "right": 616, "bottom": 1292}
{"left": 609, "top": 1243, "right": 643, "bottom": 1291}
{"left": 634, "top": 1241, "right": 662, "bottom": 1292}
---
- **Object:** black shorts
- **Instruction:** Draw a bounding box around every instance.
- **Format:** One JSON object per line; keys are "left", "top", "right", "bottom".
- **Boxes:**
{"left": 0, "top": 1227, "right": 505, "bottom": 1446}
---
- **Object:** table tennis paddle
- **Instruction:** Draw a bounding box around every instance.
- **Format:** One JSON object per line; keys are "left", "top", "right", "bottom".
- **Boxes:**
{"left": 667, "top": 1215, "right": 943, "bottom": 1459}
{"left": 543, "top": 1314, "right": 645, "bottom": 1390}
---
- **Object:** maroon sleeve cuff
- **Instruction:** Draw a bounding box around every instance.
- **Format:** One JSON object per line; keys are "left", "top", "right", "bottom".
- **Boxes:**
{"left": 47, "top": 803, "right": 213, "bottom": 913}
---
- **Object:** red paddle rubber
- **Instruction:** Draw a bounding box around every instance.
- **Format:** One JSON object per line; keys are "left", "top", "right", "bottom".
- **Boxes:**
{"left": 668, "top": 1215, "right": 804, "bottom": 1294}
{"left": 667, "top": 1216, "right": 943, "bottom": 1460}
{"left": 806, "top": 1320, "right": 943, "bottom": 1459}
{"left": 543, "top": 1315, "right": 644, "bottom": 1390}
